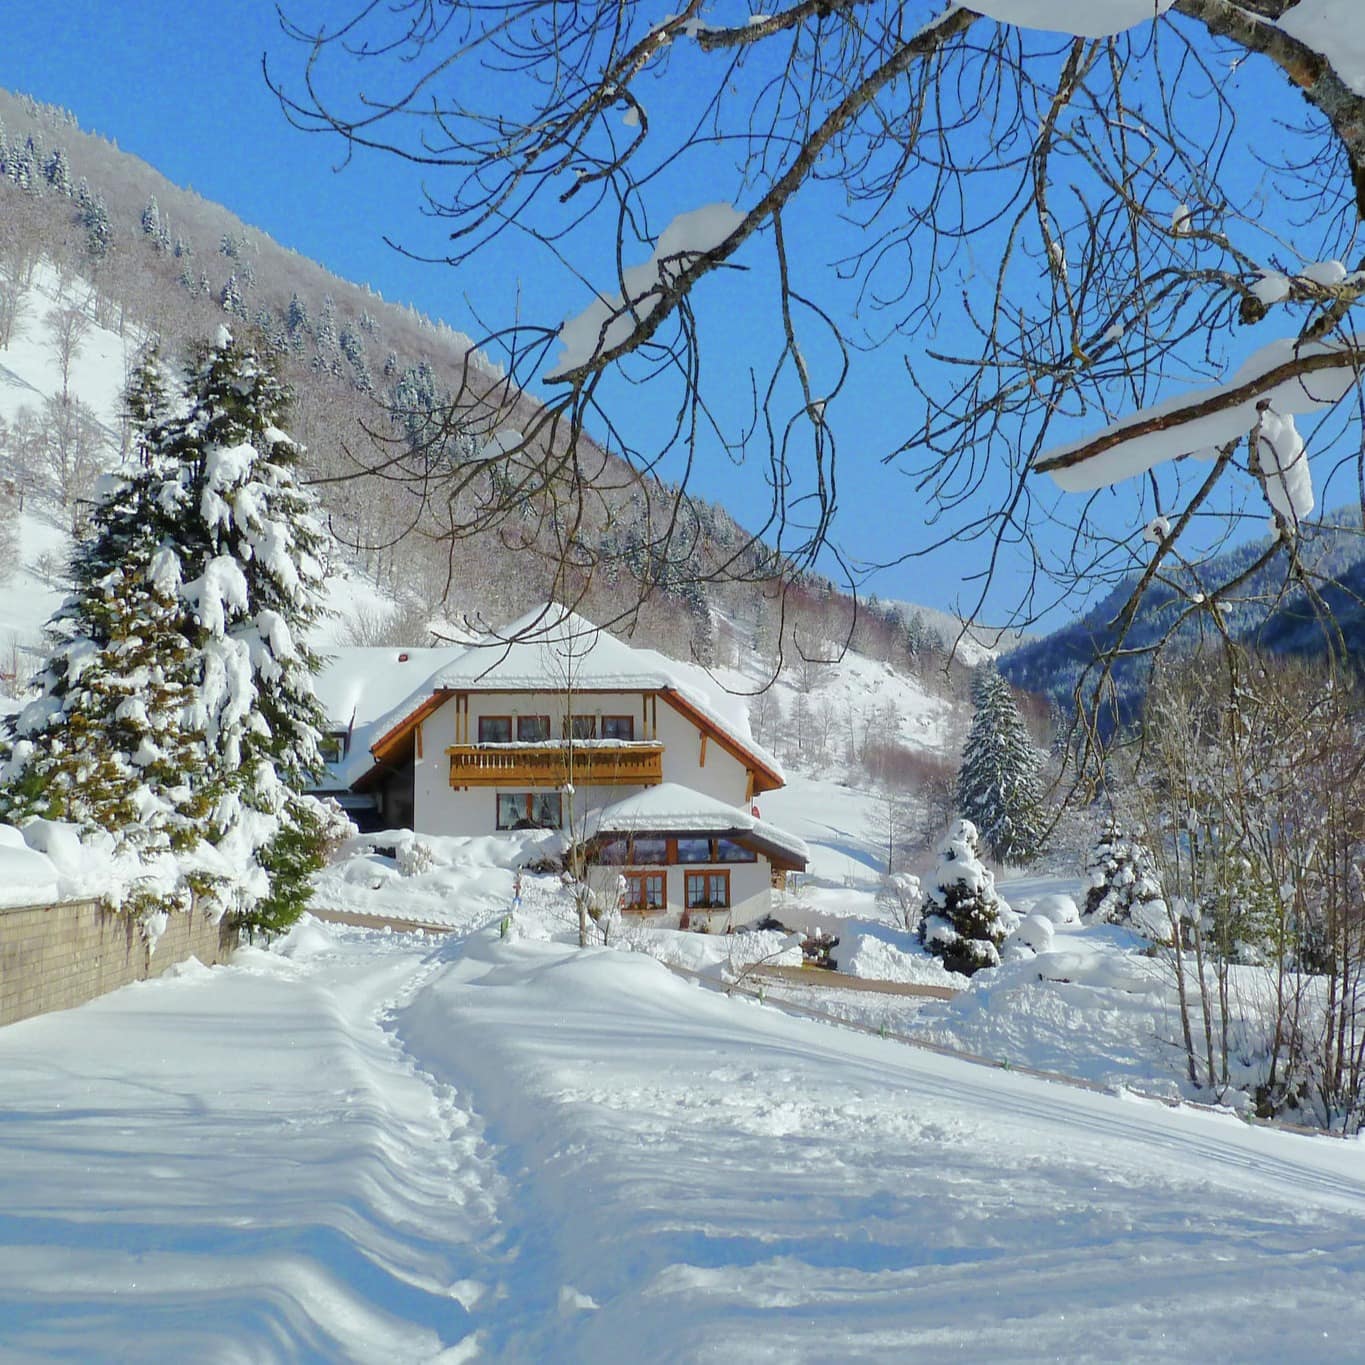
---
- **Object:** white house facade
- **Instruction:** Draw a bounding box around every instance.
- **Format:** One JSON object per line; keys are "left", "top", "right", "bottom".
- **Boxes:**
{"left": 314, "top": 604, "right": 808, "bottom": 927}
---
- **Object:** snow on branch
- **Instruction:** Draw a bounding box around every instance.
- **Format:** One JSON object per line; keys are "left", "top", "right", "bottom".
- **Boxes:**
{"left": 968, "top": 0, "right": 1175, "bottom": 39}
{"left": 545, "top": 204, "right": 743, "bottom": 381}
{"left": 1033, "top": 336, "right": 1363, "bottom": 499}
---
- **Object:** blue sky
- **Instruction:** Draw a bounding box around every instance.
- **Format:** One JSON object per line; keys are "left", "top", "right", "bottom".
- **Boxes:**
{"left": 0, "top": 5, "right": 1333, "bottom": 631}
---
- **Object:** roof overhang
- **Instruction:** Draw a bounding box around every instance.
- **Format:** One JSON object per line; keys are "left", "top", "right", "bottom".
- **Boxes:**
{"left": 659, "top": 688, "right": 784, "bottom": 794}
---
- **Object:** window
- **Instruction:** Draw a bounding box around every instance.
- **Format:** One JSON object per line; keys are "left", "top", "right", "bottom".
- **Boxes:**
{"left": 496, "top": 792, "right": 563, "bottom": 830}
{"left": 632, "top": 836, "right": 668, "bottom": 865}
{"left": 622, "top": 872, "right": 665, "bottom": 912}
{"left": 318, "top": 731, "right": 347, "bottom": 765}
{"left": 478, "top": 715, "right": 512, "bottom": 744}
{"left": 516, "top": 714, "right": 550, "bottom": 742}
{"left": 715, "top": 838, "right": 758, "bottom": 864}
{"left": 565, "top": 714, "right": 598, "bottom": 740}
{"left": 685, "top": 870, "right": 731, "bottom": 910}
{"left": 675, "top": 837, "right": 712, "bottom": 864}
{"left": 595, "top": 837, "right": 631, "bottom": 866}
{"left": 601, "top": 714, "right": 635, "bottom": 741}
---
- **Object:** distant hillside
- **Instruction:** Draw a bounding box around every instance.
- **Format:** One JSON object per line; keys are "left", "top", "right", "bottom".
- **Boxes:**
{"left": 999, "top": 515, "right": 1365, "bottom": 719}
{"left": 0, "top": 83, "right": 984, "bottom": 764}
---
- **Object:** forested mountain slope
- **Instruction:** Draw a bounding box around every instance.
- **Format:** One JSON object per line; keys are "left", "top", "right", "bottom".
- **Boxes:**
{"left": 999, "top": 516, "right": 1365, "bottom": 718}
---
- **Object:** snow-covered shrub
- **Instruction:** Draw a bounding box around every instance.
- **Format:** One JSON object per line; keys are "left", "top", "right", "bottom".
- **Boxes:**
{"left": 1002, "top": 912, "right": 1054, "bottom": 962}
{"left": 397, "top": 837, "right": 436, "bottom": 877}
{"left": 1030, "top": 893, "right": 1080, "bottom": 926}
{"left": 878, "top": 871, "right": 923, "bottom": 932}
{"left": 918, "top": 819, "right": 1014, "bottom": 976}
{"left": 1083, "top": 815, "right": 1167, "bottom": 938}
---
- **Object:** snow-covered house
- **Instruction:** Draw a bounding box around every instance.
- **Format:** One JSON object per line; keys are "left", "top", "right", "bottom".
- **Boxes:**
{"left": 314, "top": 605, "right": 808, "bottom": 925}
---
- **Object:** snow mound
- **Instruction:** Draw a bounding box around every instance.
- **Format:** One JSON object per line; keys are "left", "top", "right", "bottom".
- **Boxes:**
{"left": 273, "top": 914, "right": 337, "bottom": 962}
{"left": 1024, "top": 892, "right": 1081, "bottom": 926}
{"left": 835, "top": 930, "right": 965, "bottom": 988}
{"left": 1004, "top": 913, "right": 1056, "bottom": 960}
{"left": 0, "top": 825, "right": 60, "bottom": 906}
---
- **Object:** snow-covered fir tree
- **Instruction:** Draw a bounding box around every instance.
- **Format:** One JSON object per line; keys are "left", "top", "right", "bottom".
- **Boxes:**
{"left": 955, "top": 665, "right": 1045, "bottom": 865}
{"left": 918, "top": 818, "right": 1013, "bottom": 975}
{"left": 1, "top": 333, "right": 341, "bottom": 933}
{"left": 140, "top": 194, "right": 161, "bottom": 239}
{"left": 0, "top": 354, "right": 223, "bottom": 917}
{"left": 219, "top": 273, "right": 247, "bottom": 318}
{"left": 1083, "top": 814, "right": 1166, "bottom": 936}
{"left": 42, "top": 146, "right": 72, "bottom": 197}
{"left": 150, "top": 327, "right": 339, "bottom": 932}
{"left": 76, "top": 186, "right": 111, "bottom": 261}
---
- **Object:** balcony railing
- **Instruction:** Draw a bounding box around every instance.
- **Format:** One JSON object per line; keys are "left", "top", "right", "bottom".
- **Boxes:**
{"left": 446, "top": 741, "right": 664, "bottom": 789}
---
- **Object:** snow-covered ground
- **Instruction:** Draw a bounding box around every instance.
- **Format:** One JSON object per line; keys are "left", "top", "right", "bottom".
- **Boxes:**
{"left": 4, "top": 914, "right": 1365, "bottom": 1361}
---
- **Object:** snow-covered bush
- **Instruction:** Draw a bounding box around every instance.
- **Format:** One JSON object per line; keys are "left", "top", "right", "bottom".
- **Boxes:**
{"left": 1030, "top": 893, "right": 1080, "bottom": 927}
{"left": 397, "top": 837, "right": 436, "bottom": 877}
{"left": 878, "top": 871, "right": 923, "bottom": 933}
{"left": 1083, "top": 815, "right": 1167, "bottom": 939}
{"left": 918, "top": 819, "right": 1015, "bottom": 976}
{"left": 1002, "top": 912, "right": 1054, "bottom": 962}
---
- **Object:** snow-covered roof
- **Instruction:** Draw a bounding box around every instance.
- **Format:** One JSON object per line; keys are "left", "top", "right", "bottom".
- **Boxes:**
{"left": 583, "top": 782, "right": 809, "bottom": 869}
{"left": 348, "top": 603, "right": 783, "bottom": 790}
{"left": 312, "top": 644, "right": 471, "bottom": 788}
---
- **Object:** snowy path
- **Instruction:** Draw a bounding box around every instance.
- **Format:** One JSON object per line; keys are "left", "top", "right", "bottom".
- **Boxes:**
{"left": 399, "top": 932, "right": 1365, "bottom": 1361}
{"left": 3, "top": 921, "right": 1365, "bottom": 1361}
{"left": 0, "top": 925, "right": 502, "bottom": 1362}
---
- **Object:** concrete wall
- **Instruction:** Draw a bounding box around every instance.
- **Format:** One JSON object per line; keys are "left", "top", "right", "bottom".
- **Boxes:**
{"left": 0, "top": 899, "right": 236, "bottom": 1029}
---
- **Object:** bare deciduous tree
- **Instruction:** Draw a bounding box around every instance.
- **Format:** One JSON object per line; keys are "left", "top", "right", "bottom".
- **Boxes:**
{"left": 267, "top": 1, "right": 1365, "bottom": 677}
{"left": 1132, "top": 650, "right": 1365, "bottom": 1127}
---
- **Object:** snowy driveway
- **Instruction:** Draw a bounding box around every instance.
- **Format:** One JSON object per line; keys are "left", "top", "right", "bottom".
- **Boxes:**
{"left": 3, "top": 921, "right": 1365, "bottom": 1361}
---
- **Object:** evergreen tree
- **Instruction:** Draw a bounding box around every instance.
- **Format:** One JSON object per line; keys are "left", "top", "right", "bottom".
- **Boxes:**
{"left": 220, "top": 273, "right": 247, "bottom": 318}
{"left": 141, "top": 195, "right": 161, "bottom": 240}
{"left": 1083, "top": 814, "right": 1166, "bottom": 935}
{"left": 77, "top": 191, "right": 111, "bottom": 260}
{"left": 918, "top": 818, "right": 1011, "bottom": 975}
{"left": 42, "top": 147, "right": 72, "bottom": 197}
{"left": 285, "top": 292, "right": 310, "bottom": 340}
{"left": 8, "top": 140, "right": 35, "bottom": 191}
{"left": 148, "top": 328, "right": 336, "bottom": 931}
{"left": 956, "top": 665, "right": 1045, "bottom": 864}
{"left": 0, "top": 355, "right": 221, "bottom": 914}
{"left": 1, "top": 336, "right": 339, "bottom": 934}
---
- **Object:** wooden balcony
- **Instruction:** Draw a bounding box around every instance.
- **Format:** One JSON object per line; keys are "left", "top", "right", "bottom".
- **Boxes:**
{"left": 446, "top": 741, "right": 664, "bottom": 789}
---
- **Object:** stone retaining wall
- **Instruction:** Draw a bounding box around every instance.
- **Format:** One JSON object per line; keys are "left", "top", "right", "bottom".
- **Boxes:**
{"left": 0, "top": 899, "right": 236, "bottom": 1028}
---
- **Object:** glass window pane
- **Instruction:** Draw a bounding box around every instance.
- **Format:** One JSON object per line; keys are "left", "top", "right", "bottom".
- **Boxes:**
{"left": 685, "top": 873, "right": 706, "bottom": 908}
{"left": 532, "top": 792, "right": 562, "bottom": 828}
{"left": 517, "top": 714, "right": 550, "bottom": 742}
{"left": 569, "top": 714, "right": 597, "bottom": 740}
{"left": 596, "top": 837, "right": 630, "bottom": 866}
{"left": 645, "top": 874, "right": 665, "bottom": 908}
{"left": 709, "top": 874, "right": 729, "bottom": 907}
{"left": 676, "top": 837, "right": 712, "bottom": 864}
{"left": 632, "top": 836, "right": 667, "bottom": 865}
{"left": 602, "top": 715, "right": 634, "bottom": 741}
{"left": 496, "top": 793, "right": 524, "bottom": 829}
{"left": 715, "top": 838, "right": 757, "bottom": 863}
{"left": 479, "top": 716, "right": 512, "bottom": 743}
